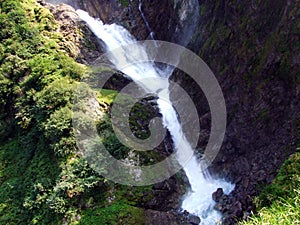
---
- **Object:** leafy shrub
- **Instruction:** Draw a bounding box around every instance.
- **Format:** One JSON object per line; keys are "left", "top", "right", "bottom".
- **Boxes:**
{"left": 0, "top": 1, "right": 157, "bottom": 224}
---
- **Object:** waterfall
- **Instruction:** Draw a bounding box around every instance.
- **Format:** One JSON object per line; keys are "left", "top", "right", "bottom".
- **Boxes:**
{"left": 138, "top": 0, "right": 156, "bottom": 40}
{"left": 76, "top": 10, "right": 234, "bottom": 225}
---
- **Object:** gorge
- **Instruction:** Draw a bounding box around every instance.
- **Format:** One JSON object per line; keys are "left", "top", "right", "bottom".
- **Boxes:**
{"left": 0, "top": 0, "right": 299, "bottom": 225}
{"left": 76, "top": 8, "right": 235, "bottom": 224}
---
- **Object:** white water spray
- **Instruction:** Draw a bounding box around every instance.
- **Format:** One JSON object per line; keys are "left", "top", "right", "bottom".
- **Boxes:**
{"left": 76, "top": 10, "right": 234, "bottom": 225}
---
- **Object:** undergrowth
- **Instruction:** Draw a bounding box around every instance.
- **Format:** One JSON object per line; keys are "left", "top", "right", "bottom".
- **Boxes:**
{"left": 240, "top": 148, "right": 300, "bottom": 225}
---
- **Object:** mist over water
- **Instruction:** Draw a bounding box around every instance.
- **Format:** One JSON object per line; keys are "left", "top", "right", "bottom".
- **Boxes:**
{"left": 76, "top": 9, "right": 234, "bottom": 225}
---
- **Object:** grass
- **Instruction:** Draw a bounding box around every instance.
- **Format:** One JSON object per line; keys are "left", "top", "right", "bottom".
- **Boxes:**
{"left": 97, "top": 89, "right": 118, "bottom": 105}
{"left": 76, "top": 203, "right": 145, "bottom": 225}
{"left": 242, "top": 191, "right": 300, "bottom": 224}
{"left": 240, "top": 148, "right": 300, "bottom": 225}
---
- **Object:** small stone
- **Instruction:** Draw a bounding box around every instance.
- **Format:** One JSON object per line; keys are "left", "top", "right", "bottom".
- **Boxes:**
{"left": 230, "top": 201, "right": 243, "bottom": 217}
{"left": 183, "top": 210, "right": 189, "bottom": 216}
{"left": 255, "top": 170, "right": 267, "bottom": 181}
{"left": 212, "top": 188, "right": 224, "bottom": 202}
{"left": 214, "top": 203, "right": 223, "bottom": 211}
{"left": 188, "top": 215, "right": 201, "bottom": 225}
{"left": 242, "top": 178, "right": 249, "bottom": 188}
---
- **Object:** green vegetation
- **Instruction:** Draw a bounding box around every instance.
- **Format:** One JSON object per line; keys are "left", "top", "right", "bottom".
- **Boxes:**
{"left": 0, "top": 0, "right": 156, "bottom": 224}
{"left": 95, "top": 93, "right": 163, "bottom": 164}
{"left": 98, "top": 89, "right": 118, "bottom": 105}
{"left": 117, "top": 0, "right": 130, "bottom": 8}
{"left": 2, "top": 0, "right": 297, "bottom": 224}
{"left": 77, "top": 203, "right": 145, "bottom": 225}
{"left": 240, "top": 148, "right": 300, "bottom": 225}
{"left": 199, "top": 5, "right": 206, "bottom": 17}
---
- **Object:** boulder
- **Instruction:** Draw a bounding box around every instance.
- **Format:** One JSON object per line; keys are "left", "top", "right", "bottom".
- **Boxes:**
{"left": 212, "top": 188, "right": 224, "bottom": 202}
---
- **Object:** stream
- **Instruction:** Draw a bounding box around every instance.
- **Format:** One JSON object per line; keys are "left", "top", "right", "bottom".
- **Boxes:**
{"left": 76, "top": 9, "right": 234, "bottom": 225}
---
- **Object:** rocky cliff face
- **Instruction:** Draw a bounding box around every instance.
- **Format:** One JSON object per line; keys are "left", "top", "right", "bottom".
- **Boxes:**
{"left": 41, "top": 2, "right": 195, "bottom": 224}
{"left": 45, "top": 0, "right": 124, "bottom": 23}
{"left": 40, "top": 0, "right": 103, "bottom": 64}
{"left": 43, "top": 0, "right": 300, "bottom": 224}
{"left": 45, "top": 0, "right": 200, "bottom": 45}
{"left": 174, "top": 0, "right": 299, "bottom": 223}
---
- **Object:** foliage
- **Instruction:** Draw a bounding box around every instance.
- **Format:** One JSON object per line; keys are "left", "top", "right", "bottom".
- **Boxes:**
{"left": 241, "top": 193, "right": 300, "bottom": 225}
{"left": 0, "top": 1, "right": 159, "bottom": 224}
{"left": 240, "top": 148, "right": 300, "bottom": 225}
{"left": 77, "top": 203, "right": 145, "bottom": 225}
{"left": 0, "top": 0, "right": 105, "bottom": 224}
{"left": 96, "top": 94, "right": 163, "bottom": 165}
{"left": 258, "top": 149, "right": 300, "bottom": 206}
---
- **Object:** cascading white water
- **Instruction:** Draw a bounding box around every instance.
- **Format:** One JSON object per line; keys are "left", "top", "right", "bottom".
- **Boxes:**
{"left": 76, "top": 10, "right": 234, "bottom": 225}
{"left": 138, "top": 0, "right": 156, "bottom": 40}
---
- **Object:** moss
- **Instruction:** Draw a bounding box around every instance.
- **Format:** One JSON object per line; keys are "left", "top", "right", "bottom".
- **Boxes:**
{"left": 95, "top": 92, "right": 163, "bottom": 165}
{"left": 255, "top": 108, "right": 270, "bottom": 122}
{"left": 77, "top": 203, "right": 145, "bottom": 225}
{"left": 241, "top": 148, "right": 300, "bottom": 225}
{"left": 97, "top": 89, "right": 118, "bottom": 105}
{"left": 258, "top": 149, "right": 300, "bottom": 206}
{"left": 117, "top": 0, "right": 130, "bottom": 8}
{"left": 114, "top": 184, "right": 153, "bottom": 205}
{"left": 200, "top": 5, "right": 206, "bottom": 16}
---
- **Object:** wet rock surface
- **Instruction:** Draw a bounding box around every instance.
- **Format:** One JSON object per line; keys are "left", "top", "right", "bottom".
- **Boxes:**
{"left": 212, "top": 188, "right": 224, "bottom": 202}
{"left": 45, "top": 0, "right": 199, "bottom": 45}
{"left": 159, "top": 0, "right": 299, "bottom": 223}
{"left": 44, "top": 0, "right": 123, "bottom": 22}
{"left": 171, "top": 0, "right": 300, "bottom": 223}
{"left": 145, "top": 209, "right": 201, "bottom": 225}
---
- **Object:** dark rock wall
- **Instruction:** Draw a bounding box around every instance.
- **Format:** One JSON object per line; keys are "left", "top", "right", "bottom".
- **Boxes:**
{"left": 171, "top": 0, "right": 300, "bottom": 223}
{"left": 106, "top": 0, "right": 299, "bottom": 222}
{"left": 45, "top": 0, "right": 198, "bottom": 44}
{"left": 128, "top": 0, "right": 178, "bottom": 41}
{"left": 45, "top": 0, "right": 125, "bottom": 23}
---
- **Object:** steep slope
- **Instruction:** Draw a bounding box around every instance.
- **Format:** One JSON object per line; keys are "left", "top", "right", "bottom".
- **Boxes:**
{"left": 2, "top": 0, "right": 299, "bottom": 224}
{"left": 0, "top": 1, "right": 190, "bottom": 224}
{"left": 185, "top": 1, "right": 300, "bottom": 223}
{"left": 66, "top": 0, "right": 300, "bottom": 223}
